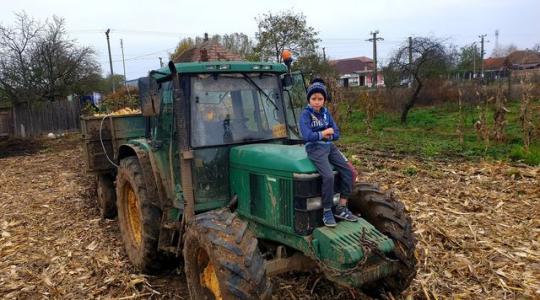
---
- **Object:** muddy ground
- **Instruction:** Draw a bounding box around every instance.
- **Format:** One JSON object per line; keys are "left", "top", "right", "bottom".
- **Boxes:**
{"left": 0, "top": 136, "right": 538, "bottom": 299}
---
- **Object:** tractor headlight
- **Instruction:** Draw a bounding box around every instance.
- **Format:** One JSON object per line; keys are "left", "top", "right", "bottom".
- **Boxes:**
{"left": 306, "top": 196, "right": 322, "bottom": 211}
{"left": 305, "top": 193, "right": 340, "bottom": 211}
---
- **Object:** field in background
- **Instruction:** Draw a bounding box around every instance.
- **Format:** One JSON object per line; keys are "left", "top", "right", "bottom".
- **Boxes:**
{"left": 336, "top": 87, "right": 540, "bottom": 166}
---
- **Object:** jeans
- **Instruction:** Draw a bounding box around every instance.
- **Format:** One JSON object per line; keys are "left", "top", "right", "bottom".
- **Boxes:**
{"left": 306, "top": 143, "right": 353, "bottom": 209}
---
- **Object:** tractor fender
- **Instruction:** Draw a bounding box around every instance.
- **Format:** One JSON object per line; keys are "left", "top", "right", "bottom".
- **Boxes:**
{"left": 117, "top": 144, "right": 167, "bottom": 209}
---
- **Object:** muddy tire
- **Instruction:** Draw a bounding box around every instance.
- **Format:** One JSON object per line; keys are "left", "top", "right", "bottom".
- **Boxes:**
{"left": 116, "top": 156, "right": 162, "bottom": 273}
{"left": 183, "top": 209, "right": 272, "bottom": 300}
{"left": 96, "top": 174, "right": 117, "bottom": 219}
{"left": 349, "top": 183, "right": 417, "bottom": 295}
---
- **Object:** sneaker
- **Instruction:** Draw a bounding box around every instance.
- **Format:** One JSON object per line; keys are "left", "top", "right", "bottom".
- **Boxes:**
{"left": 322, "top": 209, "right": 337, "bottom": 227}
{"left": 334, "top": 206, "right": 359, "bottom": 222}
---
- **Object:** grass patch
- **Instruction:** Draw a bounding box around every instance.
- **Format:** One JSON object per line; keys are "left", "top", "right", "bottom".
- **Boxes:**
{"left": 509, "top": 145, "right": 540, "bottom": 166}
{"left": 341, "top": 99, "right": 540, "bottom": 165}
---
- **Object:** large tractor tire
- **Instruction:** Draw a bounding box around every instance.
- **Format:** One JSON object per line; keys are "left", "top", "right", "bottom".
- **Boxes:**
{"left": 116, "top": 156, "right": 162, "bottom": 273}
{"left": 349, "top": 183, "right": 417, "bottom": 295}
{"left": 96, "top": 173, "right": 117, "bottom": 219}
{"left": 183, "top": 209, "right": 272, "bottom": 300}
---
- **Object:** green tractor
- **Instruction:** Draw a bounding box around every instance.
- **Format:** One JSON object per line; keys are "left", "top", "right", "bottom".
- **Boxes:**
{"left": 83, "top": 58, "right": 417, "bottom": 299}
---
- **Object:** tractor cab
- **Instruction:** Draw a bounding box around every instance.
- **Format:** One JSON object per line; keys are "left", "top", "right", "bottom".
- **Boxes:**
{"left": 138, "top": 61, "right": 306, "bottom": 212}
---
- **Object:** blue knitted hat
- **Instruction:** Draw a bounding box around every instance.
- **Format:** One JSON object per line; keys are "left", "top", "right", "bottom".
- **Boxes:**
{"left": 306, "top": 80, "right": 328, "bottom": 102}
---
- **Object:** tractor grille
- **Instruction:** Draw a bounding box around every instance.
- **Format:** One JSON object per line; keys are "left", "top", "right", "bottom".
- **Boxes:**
{"left": 279, "top": 179, "right": 293, "bottom": 227}
{"left": 249, "top": 174, "right": 265, "bottom": 219}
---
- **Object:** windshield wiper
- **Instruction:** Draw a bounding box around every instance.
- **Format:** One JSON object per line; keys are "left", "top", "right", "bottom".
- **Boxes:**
{"left": 241, "top": 74, "right": 279, "bottom": 111}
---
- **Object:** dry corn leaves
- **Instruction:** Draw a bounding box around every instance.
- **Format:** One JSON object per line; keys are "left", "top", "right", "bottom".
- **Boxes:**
{"left": 0, "top": 138, "right": 538, "bottom": 299}
{"left": 350, "top": 149, "right": 539, "bottom": 299}
{"left": 0, "top": 139, "right": 185, "bottom": 299}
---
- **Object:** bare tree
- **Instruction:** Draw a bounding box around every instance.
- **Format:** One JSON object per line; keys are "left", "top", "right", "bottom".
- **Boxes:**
{"left": 387, "top": 37, "right": 450, "bottom": 123}
{"left": 34, "top": 16, "right": 100, "bottom": 100}
{"left": 0, "top": 12, "right": 100, "bottom": 104}
{"left": 255, "top": 10, "right": 320, "bottom": 62}
{"left": 0, "top": 12, "right": 41, "bottom": 103}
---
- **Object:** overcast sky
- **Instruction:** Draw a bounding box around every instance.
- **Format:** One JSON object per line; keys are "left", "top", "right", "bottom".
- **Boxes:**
{"left": 1, "top": 0, "right": 539, "bottom": 80}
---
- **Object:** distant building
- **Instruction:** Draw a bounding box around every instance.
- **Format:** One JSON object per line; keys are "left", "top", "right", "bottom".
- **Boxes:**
{"left": 483, "top": 50, "right": 540, "bottom": 80}
{"left": 172, "top": 33, "right": 242, "bottom": 63}
{"left": 329, "top": 56, "right": 384, "bottom": 87}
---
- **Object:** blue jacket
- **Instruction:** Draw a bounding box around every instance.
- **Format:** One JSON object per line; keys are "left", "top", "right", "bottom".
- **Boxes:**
{"left": 299, "top": 105, "right": 340, "bottom": 144}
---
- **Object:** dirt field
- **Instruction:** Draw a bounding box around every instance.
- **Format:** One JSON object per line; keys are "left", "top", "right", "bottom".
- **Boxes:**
{"left": 0, "top": 136, "right": 538, "bottom": 299}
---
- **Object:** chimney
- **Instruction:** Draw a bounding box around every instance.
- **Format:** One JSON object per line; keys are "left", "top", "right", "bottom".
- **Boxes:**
{"left": 204, "top": 33, "right": 209, "bottom": 42}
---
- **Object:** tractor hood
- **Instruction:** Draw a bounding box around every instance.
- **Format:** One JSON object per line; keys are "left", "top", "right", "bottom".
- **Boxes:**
{"left": 230, "top": 144, "right": 317, "bottom": 175}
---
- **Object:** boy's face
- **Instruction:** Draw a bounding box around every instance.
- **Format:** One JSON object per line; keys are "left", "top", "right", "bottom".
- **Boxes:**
{"left": 308, "top": 92, "right": 325, "bottom": 111}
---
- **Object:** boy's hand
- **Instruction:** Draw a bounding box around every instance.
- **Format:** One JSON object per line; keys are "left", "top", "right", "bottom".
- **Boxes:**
{"left": 322, "top": 128, "right": 334, "bottom": 136}
{"left": 321, "top": 128, "right": 334, "bottom": 140}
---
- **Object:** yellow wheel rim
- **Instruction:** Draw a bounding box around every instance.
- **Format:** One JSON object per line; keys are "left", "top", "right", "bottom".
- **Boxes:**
{"left": 199, "top": 250, "right": 222, "bottom": 300}
{"left": 126, "top": 184, "right": 142, "bottom": 246}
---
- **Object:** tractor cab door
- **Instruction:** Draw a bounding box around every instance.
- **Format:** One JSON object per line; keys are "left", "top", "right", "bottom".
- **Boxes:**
{"left": 282, "top": 72, "right": 307, "bottom": 142}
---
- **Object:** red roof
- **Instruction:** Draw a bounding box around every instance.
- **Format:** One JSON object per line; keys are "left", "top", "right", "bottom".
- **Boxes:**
{"left": 172, "top": 39, "right": 242, "bottom": 63}
{"left": 329, "top": 56, "right": 374, "bottom": 75}
{"left": 506, "top": 50, "right": 540, "bottom": 65}
{"left": 483, "top": 50, "right": 540, "bottom": 71}
{"left": 483, "top": 57, "right": 507, "bottom": 71}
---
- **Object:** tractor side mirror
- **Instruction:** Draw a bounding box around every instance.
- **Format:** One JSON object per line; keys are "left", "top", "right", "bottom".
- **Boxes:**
{"left": 139, "top": 77, "right": 161, "bottom": 116}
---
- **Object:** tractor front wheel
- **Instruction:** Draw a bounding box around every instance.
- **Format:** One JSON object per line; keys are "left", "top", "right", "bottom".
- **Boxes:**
{"left": 116, "top": 157, "right": 162, "bottom": 273}
{"left": 349, "top": 183, "right": 417, "bottom": 295}
{"left": 183, "top": 209, "right": 272, "bottom": 300}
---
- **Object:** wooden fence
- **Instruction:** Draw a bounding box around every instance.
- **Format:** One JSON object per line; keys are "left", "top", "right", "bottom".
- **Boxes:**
{"left": 0, "top": 109, "right": 10, "bottom": 137}
{"left": 11, "top": 100, "right": 81, "bottom": 137}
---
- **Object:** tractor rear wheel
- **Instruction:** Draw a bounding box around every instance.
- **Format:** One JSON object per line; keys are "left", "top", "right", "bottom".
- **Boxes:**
{"left": 183, "top": 209, "right": 272, "bottom": 300}
{"left": 96, "top": 173, "right": 117, "bottom": 219}
{"left": 116, "top": 157, "right": 162, "bottom": 273}
{"left": 349, "top": 183, "right": 417, "bottom": 295}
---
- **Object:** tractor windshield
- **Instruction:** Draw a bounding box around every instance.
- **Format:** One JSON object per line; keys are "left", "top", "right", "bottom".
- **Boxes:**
{"left": 190, "top": 73, "right": 286, "bottom": 147}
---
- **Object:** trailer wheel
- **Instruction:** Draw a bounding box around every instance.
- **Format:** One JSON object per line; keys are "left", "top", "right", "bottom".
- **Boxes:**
{"left": 349, "top": 183, "right": 417, "bottom": 295}
{"left": 183, "top": 209, "right": 272, "bottom": 300}
{"left": 116, "top": 156, "right": 162, "bottom": 273}
{"left": 96, "top": 174, "right": 117, "bottom": 219}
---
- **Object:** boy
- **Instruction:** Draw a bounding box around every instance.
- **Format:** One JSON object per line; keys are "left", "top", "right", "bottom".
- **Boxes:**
{"left": 299, "top": 79, "right": 358, "bottom": 227}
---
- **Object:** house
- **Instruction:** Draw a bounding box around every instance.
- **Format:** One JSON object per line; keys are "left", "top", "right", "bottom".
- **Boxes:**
{"left": 172, "top": 33, "right": 242, "bottom": 63}
{"left": 483, "top": 50, "right": 540, "bottom": 80}
{"left": 506, "top": 50, "right": 540, "bottom": 70}
{"left": 329, "top": 56, "right": 384, "bottom": 87}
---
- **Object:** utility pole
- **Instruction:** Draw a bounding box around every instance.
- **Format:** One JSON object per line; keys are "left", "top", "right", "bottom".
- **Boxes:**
{"left": 494, "top": 29, "right": 499, "bottom": 55}
{"left": 479, "top": 34, "right": 488, "bottom": 80}
{"left": 367, "top": 30, "right": 383, "bottom": 87}
{"left": 473, "top": 43, "right": 477, "bottom": 79}
{"left": 159, "top": 57, "right": 164, "bottom": 68}
{"left": 322, "top": 47, "right": 326, "bottom": 61}
{"left": 105, "top": 29, "right": 115, "bottom": 93}
{"left": 120, "top": 39, "right": 127, "bottom": 87}
{"left": 408, "top": 36, "right": 413, "bottom": 86}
